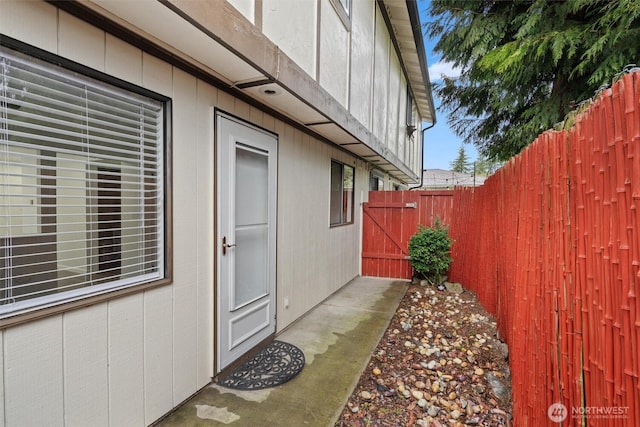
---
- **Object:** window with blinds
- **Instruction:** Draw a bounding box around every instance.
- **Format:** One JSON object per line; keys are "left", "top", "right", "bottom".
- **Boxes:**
{"left": 0, "top": 43, "right": 169, "bottom": 319}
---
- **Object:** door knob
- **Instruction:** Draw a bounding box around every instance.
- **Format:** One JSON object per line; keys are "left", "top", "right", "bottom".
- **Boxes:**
{"left": 222, "top": 236, "right": 236, "bottom": 255}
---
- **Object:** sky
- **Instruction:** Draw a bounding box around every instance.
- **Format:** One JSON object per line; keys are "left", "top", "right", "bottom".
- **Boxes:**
{"left": 418, "top": 1, "right": 479, "bottom": 170}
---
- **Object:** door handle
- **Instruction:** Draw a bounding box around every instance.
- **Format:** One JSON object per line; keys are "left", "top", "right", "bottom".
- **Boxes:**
{"left": 222, "top": 236, "right": 237, "bottom": 255}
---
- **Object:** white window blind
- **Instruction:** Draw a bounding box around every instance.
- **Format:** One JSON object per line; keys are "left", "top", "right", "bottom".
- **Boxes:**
{"left": 0, "top": 45, "right": 166, "bottom": 317}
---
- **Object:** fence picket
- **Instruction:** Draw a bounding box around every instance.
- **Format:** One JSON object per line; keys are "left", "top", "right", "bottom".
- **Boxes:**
{"left": 361, "top": 71, "right": 640, "bottom": 426}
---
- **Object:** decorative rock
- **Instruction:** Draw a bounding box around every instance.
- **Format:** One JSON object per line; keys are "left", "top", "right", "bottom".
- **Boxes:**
{"left": 472, "top": 384, "right": 485, "bottom": 394}
{"left": 402, "top": 390, "right": 411, "bottom": 398}
{"left": 450, "top": 409, "right": 461, "bottom": 419}
{"left": 415, "top": 380, "right": 426, "bottom": 389}
{"left": 452, "top": 357, "right": 462, "bottom": 364}
{"left": 431, "top": 381, "right": 440, "bottom": 393}
{"left": 439, "top": 398, "right": 451, "bottom": 408}
{"left": 448, "top": 392, "right": 457, "bottom": 400}
{"left": 412, "top": 390, "right": 424, "bottom": 400}
{"left": 426, "top": 360, "right": 438, "bottom": 370}
{"left": 372, "top": 367, "right": 381, "bottom": 375}
{"left": 444, "top": 282, "right": 464, "bottom": 294}
{"left": 498, "top": 342, "right": 509, "bottom": 359}
{"left": 417, "top": 398, "right": 428, "bottom": 408}
{"left": 427, "top": 405, "right": 440, "bottom": 417}
{"left": 360, "top": 391, "right": 372, "bottom": 400}
{"left": 474, "top": 367, "right": 485, "bottom": 375}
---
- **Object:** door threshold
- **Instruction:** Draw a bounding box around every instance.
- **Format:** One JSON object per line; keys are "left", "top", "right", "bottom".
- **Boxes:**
{"left": 214, "top": 333, "right": 276, "bottom": 381}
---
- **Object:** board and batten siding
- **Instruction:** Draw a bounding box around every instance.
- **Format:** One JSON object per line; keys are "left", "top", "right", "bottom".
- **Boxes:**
{"left": 228, "top": 0, "right": 423, "bottom": 180}
{"left": 0, "top": 1, "right": 366, "bottom": 425}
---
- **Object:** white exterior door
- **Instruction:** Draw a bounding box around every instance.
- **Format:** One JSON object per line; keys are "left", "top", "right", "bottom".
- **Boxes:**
{"left": 216, "top": 113, "right": 277, "bottom": 371}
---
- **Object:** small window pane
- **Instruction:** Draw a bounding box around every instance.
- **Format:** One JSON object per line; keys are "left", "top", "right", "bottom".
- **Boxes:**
{"left": 330, "top": 161, "right": 343, "bottom": 225}
{"left": 339, "top": 0, "right": 350, "bottom": 16}
{"left": 330, "top": 160, "right": 354, "bottom": 226}
{"left": 0, "top": 44, "right": 168, "bottom": 318}
{"left": 343, "top": 165, "right": 353, "bottom": 223}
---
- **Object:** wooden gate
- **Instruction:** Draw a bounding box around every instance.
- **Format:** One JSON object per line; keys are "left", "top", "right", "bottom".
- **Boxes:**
{"left": 361, "top": 190, "right": 454, "bottom": 279}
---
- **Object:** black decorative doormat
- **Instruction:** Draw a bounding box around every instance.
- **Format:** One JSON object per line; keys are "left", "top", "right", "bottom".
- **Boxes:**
{"left": 218, "top": 340, "right": 305, "bottom": 390}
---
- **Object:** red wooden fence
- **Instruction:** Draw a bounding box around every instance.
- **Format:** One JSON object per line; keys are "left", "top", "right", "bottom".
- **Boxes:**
{"left": 449, "top": 72, "right": 640, "bottom": 426}
{"left": 361, "top": 71, "right": 640, "bottom": 425}
{"left": 361, "top": 190, "right": 453, "bottom": 279}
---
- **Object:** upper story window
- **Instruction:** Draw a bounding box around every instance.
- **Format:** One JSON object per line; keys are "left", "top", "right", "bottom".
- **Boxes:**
{"left": 0, "top": 41, "right": 171, "bottom": 323}
{"left": 338, "top": 0, "right": 350, "bottom": 16}
{"left": 406, "top": 85, "right": 415, "bottom": 126}
{"left": 370, "top": 171, "right": 384, "bottom": 191}
{"left": 330, "top": 160, "right": 354, "bottom": 226}
{"left": 330, "top": 0, "right": 351, "bottom": 28}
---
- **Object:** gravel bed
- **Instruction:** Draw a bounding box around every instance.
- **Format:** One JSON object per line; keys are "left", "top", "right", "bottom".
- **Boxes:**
{"left": 335, "top": 282, "right": 513, "bottom": 427}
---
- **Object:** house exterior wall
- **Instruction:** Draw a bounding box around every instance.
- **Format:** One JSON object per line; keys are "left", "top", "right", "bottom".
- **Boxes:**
{"left": 262, "top": 0, "right": 318, "bottom": 78}
{"left": 229, "top": 0, "right": 423, "bottom": 179}
{"left": 0, "top": 1, "right": 371, "bottom": 425}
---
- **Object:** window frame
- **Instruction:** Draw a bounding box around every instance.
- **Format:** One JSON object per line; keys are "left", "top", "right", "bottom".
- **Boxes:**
{"left": 0, "top": 36, "right": 173, "bottom": 328}
{"left": 406, "top": 85, "right": 415, "bottom": 127}
{"left": 329, "top": 0, "right": 351, "bottom": 30}
{"left": 329, "top": 159, "right": 355, "bottom": 227}
{"left": 369, "top": 170, "right": 384, "bottom": 191}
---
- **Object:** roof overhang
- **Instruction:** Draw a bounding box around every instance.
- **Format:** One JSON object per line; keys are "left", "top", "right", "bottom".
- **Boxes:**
{"left": 51, "top": 0, "right": 435, "bottom": 183}
{"left": 379, "top": 0, "right": 436, "bottom": 124}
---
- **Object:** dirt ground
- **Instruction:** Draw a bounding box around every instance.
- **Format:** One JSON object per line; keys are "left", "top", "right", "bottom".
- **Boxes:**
{"left": 334, "top": 282, "right": 513, "bottom": 427}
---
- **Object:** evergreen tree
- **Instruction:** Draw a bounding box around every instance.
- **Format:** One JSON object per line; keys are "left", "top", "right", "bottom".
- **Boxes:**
{"left": 450, "top": 145, "right": 471, "bottom": 173}
{"left": 474, "top": 154, "right": 502, "bottom": 176}
{"left": 427, "top": 0, "right": 640, "bottom": 160}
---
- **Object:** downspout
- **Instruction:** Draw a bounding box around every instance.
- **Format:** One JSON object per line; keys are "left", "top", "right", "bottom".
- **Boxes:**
{"left": 409, "top": 121, "right": 436, "bottom": 189}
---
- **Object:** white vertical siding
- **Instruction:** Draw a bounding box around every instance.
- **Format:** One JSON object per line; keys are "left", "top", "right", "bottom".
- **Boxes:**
{"left": 262, "top": 0, "right": 318, "bottom": 78}
{"left": 372, "top": 6, "right": 390, "bottom": 144}
{"left": 4, "top": 318, "right": 63, "bottom": 426}
{"left": 141, "top": 53, "right": 176, "bottom": 425}
{"left": 63, "top": 306, "right": 109, "bottom": 426}
{"left": 195, "top": 81, "right": 216, "bottom": 386}
{"left": 58, "top": 11, "right": 105, "bottom": 69}
{"left": 0, "top": 0, "right": 57, "bottom": 53}
{"left": 398, "top": 74, "right": 408, "bottom": 163}
{"left": 319, "top": 0, "right": 350, "bottom": 107}
{"left": 350, "top": 0, "right": 376, "bottom": 128}
{"left": 143, "top": 286, "right": 174, "bottom": 424}
{"left": 108, "top": 295, "right": 145, "bottom": 426}
{"left": 171, "top": 68, "right": 200, "bottom": 405}
{"left": 276, "top": 132, "right": 362, "bottom": 328}
{"left": 387, "top": 53, "right": 401, "bottom": 155}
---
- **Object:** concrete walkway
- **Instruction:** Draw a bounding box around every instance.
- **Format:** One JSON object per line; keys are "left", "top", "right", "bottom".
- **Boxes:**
{"left": 156, "top": 277, "right": 408, "bottom": 427}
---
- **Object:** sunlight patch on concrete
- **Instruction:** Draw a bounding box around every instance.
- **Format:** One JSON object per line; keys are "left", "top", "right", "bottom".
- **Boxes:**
{"left": 195, "top": 405, "right": 240, "bottom": 423}
{"left": 209, "top": 384, "right": 271, "bottom": 402}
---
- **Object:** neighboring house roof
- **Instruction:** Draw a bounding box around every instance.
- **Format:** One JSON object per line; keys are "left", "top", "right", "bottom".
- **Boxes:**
{"left": 420, "top": 169, "right": 487, "bottom": 189}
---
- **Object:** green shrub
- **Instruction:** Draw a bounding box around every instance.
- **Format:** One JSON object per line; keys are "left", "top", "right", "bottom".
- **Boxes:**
{"left": 408, "top": 219, "right": 453, "bottom": 284}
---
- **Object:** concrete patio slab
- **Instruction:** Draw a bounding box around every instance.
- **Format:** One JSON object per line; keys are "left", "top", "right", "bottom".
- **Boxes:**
{"left": 155, "top": 277, "right": 407, "bottom": 427}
